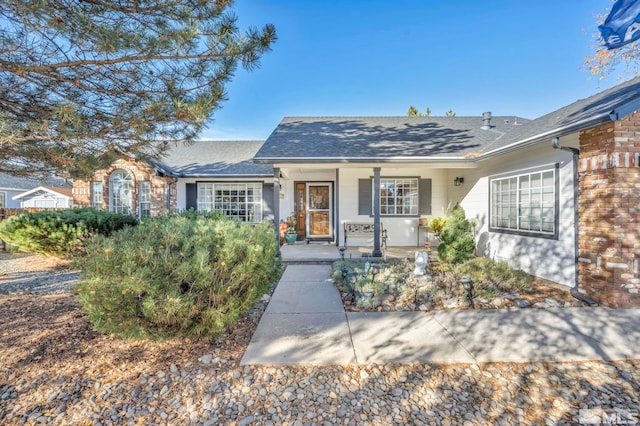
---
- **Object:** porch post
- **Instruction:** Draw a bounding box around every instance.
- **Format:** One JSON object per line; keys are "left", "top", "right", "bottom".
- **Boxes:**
{"left": 273, "top": 167, "right": 281, "bottom": 247}
{"left": 372, "top": 167, "right": 382, "bottom": 257}
{"left": 335, "top": 168, "right": 340, "bottom": 246}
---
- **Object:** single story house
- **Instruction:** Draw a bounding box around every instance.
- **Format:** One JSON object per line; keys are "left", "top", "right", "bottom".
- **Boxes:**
{"left": 0, "top": 173, "right": 70, "bottom": 209}
{"left": 73, "top": 77, "right": 640, "bottom": 308}
{"left": 13, "top": 186, "right": 73, "bottom": 209}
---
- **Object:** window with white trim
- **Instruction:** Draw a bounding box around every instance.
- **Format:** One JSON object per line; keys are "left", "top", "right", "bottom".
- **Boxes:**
{"left": 490, "top": 168, "right": 557, "bottom": 236}
{"left": 109, "top": 170, "right": 133, "bottom": 214}
{"left": 91, "top": 182, "right": 103, "bottom": 209}
{"left": 197, "top": 182, "right": 262, "bottom": 223}
{"left": 139, "top": 181, "right": 151, "bottom": 218}
{"left": 376, "top": 178, "right": 418, "bottom": 215}
{"left": 0, "top": 191, "right": 5, "bottom": 208}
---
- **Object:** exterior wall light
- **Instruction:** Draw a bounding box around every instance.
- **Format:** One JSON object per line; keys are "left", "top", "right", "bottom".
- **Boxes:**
{"left": 453, "top": 177, "right": 464, "bottom": 186}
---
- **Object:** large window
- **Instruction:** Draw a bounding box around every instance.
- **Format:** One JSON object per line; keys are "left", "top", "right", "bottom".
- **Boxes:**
{"left": 377, "top": 178, "right": 418, "bottom": 215}
{"left": 490, "top": 167, "right": 558, "bottom": 237}
{"left": 139, "top": 181, "right": 151, "bottom": 218}
{"left": 91, "top": 182, "right": 103, "bottom": 209}
{"left": 197, "top": 183, "right": 262, "bottom": 223}
{"left": 109, "top": 170, "right": 133, "bottom": 214}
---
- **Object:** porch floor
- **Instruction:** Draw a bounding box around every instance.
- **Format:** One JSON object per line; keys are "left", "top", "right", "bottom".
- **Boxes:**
{"left": 279, "top": 242, "right": 433, "bottom": 263}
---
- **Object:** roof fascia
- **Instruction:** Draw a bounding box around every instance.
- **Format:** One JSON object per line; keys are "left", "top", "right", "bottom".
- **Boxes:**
{"left": 253, "top": 156, "right": 470, "bottom": 164}
{"left": 176, "top": 174, "right": 273, "bottom": 179}
{"left": 478, "top": 97, "right": 640, "bottom": 160}
{"left": 12, "top": 186, "right": 71, "bottom": 200}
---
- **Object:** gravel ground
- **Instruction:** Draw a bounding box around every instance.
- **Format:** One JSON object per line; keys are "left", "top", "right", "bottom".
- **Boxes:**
{"left": 1, "top": 252, "right": 639, "bottom": 425}
{"left": 3, "top": 359, "right": 639, "bottom": 425}
{"left": 0, "top": 252, "right": 77, "bottom": 294}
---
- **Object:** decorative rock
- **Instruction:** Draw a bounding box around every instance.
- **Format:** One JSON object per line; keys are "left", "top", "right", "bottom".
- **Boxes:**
{"left": 379, "top": 294, "right": 395, "bottom": 304}
{"left": 238, "top": 415, "right": 254, "bottom": 426}
{"left": 544, "top": 298, "right": 562, "bottom": 308}
{"left": 200, "top": 354, "right": 213, "bottom": 364}
{"left": 516, "top": 299, "right": 531, "bottom": 308}
{"left": 491, "top": 297, "right": 504, "bottom": 308}
{"left": 443, "top": 298, "right": 460, "bottom": 309}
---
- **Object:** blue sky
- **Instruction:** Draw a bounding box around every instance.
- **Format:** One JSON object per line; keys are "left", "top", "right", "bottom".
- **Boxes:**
{"left": 201, "top": 0, "right": 625, "bottom": 140}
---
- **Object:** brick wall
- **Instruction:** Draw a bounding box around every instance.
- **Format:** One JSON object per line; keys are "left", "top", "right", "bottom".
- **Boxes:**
{"left": 72, "top": 158, "right": 177, "bottom": 217}
{"left": 578, "top": 112, "right": 640, "bottom": 307}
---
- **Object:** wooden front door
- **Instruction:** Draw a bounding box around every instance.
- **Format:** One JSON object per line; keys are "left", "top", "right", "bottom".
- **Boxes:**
{"left": 295, "top": 183, "right": 306, "bottom": 239}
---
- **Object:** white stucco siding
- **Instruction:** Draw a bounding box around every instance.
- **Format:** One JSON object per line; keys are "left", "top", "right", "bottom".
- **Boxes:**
{"left": 456, "top": 141, "right": 578, "bottom": 287}
{"left": 337, "top": 167, "right": 449, "bottom": 247}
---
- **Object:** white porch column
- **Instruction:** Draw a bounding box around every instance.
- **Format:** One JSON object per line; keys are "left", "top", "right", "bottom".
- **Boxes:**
{"left": 273, "top": 167, "right": 281, "bottom": 247}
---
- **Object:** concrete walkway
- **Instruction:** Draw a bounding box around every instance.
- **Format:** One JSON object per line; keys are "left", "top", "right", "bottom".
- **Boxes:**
{"left": 241, "top": 265, "right": 640, "bottom": 366}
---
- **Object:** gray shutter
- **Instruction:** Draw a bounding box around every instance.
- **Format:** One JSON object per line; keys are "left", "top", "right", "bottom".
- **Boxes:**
{"left": 186, "top": 183, "right": 197, "bottom": 210}
{"left": 419, "top": 178, "right": 432, "bottom": 215}
{"left": 262, "top": 183, "right": 274, "bottom": 223}
{"left": 358, "top": 178, "right": 372, "bottom": 216}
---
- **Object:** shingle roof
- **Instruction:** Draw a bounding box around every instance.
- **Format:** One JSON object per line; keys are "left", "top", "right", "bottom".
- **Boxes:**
{"left": 0, "top": 173, "right": 70, "bottom": 190}
{"left": 152, "top": 140, "right": 272, "bottom": 177}
{"left": 254, "top": 116, "right": 529, "bottom": 162}
{"left": 255, "top": 77, "right": 640, "bottom": 163}
{"left": 480, "top": 76, "right": 640, "bottom": 156}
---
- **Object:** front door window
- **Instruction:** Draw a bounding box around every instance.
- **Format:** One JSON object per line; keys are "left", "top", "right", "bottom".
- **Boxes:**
{"left": 307, "top": 183, "right": 331, "bottom": 238}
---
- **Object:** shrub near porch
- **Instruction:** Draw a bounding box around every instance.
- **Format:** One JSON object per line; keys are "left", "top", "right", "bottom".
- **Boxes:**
{"left": 76, "top": 212, "right": 280, "bottom": 339}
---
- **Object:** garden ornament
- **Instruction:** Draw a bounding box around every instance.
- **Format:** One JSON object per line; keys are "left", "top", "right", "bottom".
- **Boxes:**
{"left": 413, "top": 251, "right": 428, "bottom": 275}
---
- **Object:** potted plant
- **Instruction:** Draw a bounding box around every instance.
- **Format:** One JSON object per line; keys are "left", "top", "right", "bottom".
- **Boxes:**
{"left": 428, "top": 216, "right": 447, "bottom": 239}
{"left": 284, "top": 226, "right": 297, "bottom": 245}
{"left": 286, "top": 213, "right": 297, "bottom": 228}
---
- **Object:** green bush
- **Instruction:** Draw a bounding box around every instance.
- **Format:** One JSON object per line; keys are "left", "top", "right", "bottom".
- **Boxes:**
{"left": 0, "top": 208, "right": 137, "bottom": 256}
{"left": 437, "top": 204, "right": 476, "bottom": 264}
{"left": 75, "top": 212, "right": 280, "bottom": 339}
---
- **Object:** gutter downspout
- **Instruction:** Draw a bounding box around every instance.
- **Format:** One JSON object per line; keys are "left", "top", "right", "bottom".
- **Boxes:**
{"left": 551, "top": 138, "right": 598, "bottom": 306}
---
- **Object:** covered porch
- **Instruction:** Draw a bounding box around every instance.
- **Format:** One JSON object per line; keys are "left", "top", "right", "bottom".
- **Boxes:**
{"left": 279, "top": 242, "right": 435, "bottom": 263}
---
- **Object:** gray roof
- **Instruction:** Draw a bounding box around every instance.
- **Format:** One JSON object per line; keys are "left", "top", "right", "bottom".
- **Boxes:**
{"left": 0, "top": 173, "right": 70, "bottom": 190}
{"left": 254, "top": 116, "right": 529, "bottom": 162}
{"left": 255, "top": 77, "right": 640, "bottom": 163}
{"left": 481, "top": 76, "right": 640, "bottom": 156}
{"left": 152, "top": 140, "right": 272, "bottom": 177}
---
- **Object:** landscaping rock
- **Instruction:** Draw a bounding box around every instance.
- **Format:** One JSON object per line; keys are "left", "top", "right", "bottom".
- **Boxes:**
{"left": 516, "top": 299, "right": 531, "bottom": 308}
{"left": 544, "top": 298, "right": 562, "bottom": 308}
{"left": 443, "top": 298, "right": 460, "bottom": 309}
{"left": 491, "top": 297, "right": 504, "bottom": 308}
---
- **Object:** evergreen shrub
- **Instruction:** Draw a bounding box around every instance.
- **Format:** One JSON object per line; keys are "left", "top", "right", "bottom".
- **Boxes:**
{"left": 437, "top": 204, "right": 476, "bottom": 264}
{"left": 0, "top": 208, "right": 137, "bottom": 256}
{"left": 75, "top": 212, "right": 280, "bottom": 339}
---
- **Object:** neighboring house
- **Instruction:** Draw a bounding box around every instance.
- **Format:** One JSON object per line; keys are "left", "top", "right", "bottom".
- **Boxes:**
{"left": 13, "top": 186, "right": 73, "bottom": 209}
{"left": 0, "top": 173, "right": 70, "bottom": 209}
{"left": 254, "top": 77, "right": 640, "bottom": 308}
{"left": 72, "top": 140, "right": 275, "bottom": 223}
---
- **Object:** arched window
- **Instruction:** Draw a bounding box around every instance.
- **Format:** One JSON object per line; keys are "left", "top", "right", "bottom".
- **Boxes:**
{"left": 109, "top": 170, "right": 133, "bottom": 214}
